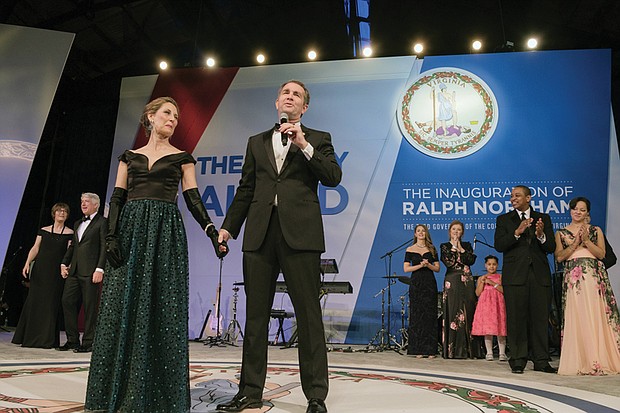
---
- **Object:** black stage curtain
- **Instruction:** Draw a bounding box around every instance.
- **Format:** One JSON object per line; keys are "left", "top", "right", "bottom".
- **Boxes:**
{"left": 1, "top": 75, "right": 121, "bottom": 326}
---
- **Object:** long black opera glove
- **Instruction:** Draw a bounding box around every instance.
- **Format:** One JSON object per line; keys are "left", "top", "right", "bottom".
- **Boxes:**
{"left": 106, "top": 187, "right": 127, "bottom": 268}
{"left": 183, "top": 188, "right": 228, "bottom": 259}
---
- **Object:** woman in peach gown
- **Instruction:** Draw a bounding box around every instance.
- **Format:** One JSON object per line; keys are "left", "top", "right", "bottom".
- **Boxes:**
{"left": 555, "top": 196, "right": 620, "bottom": 375}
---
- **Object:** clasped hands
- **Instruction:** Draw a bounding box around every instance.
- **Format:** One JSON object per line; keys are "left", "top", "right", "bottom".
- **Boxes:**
{"left": 206, "top": 224, "right": 228, "bottom": 259}
{"left": 59, "top": 263, "right": 102, "bottom": 283}
{"left": 105, "top": 224, "right": 229, "bottom": 270}
{"left": 218, "top": 229, "right": 232, "bottom": 256}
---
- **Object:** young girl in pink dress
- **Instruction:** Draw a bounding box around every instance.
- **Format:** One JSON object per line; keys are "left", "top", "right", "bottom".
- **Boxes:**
{"left": 471, "top": 255, "right": 507, "bottom": 361}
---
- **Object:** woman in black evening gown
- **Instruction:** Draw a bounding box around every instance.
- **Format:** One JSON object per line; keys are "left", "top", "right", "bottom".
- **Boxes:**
{"left": 12, "top": 203, "right": 73, "bottom": 348}
{"left": 404, "top": 224, "right": 440, "bottom": 356}
{"left": 84, "top": 97, "right": 226, "bottom": 413}
{"left": 441, "top": 220, "right": 479, "bottom": 359}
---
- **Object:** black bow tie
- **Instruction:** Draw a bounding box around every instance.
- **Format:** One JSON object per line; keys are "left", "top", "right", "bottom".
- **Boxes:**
{"left": 82, "top": 216, "right": 91, "bottom": 222}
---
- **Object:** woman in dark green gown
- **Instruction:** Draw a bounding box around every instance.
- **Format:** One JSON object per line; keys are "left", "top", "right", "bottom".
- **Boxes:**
{"left": 85, "top": 97, "right": 225, "bottom": 413}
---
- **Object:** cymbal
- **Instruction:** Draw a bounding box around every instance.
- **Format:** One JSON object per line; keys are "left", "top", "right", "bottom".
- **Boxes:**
{"left": 382, "top": 275, "right": 411, "bottom": 285}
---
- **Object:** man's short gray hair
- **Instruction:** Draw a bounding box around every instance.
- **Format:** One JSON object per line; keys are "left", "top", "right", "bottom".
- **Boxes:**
{"left": 81, "top": 192, "right": 100, "bottom": 209}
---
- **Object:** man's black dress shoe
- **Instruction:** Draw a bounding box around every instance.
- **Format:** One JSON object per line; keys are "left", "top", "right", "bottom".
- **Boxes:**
{"left": 511, "top": 367, "right": 524, "bottom": 374}
{"left": 306, "top": 398, "right": 327, "bottom": 413}
{"left": 56, "top": 342, "right": 79, "bottom": 351}
{"left": 216, "top": 394, "right": 262, "bottom": 412}
{"left": 534, "top": 364, "right": 558, "bottom": 373}
{"left": 74, "top": 345, "right": 93, "bottom": 353}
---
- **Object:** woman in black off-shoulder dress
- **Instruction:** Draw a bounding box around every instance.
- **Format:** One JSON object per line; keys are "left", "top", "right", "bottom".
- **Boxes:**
{"left": 403, "top": 224, "right": 441, "bottom": 356}
{"left": 12, "top": 203, "right": 73, "bottom": 348}
{"left": 85, "top": 97, "right": 225, "bottom": 413}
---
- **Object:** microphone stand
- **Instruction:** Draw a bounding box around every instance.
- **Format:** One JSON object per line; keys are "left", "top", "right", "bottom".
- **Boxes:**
{"left": 371, "top": 237, "right": 414, "bottom": 353}
{"left": 473, "top": 238, "right": 495, "bottom": 250}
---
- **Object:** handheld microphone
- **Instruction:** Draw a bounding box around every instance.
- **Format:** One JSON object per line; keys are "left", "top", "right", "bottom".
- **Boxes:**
{"left": 279, "top": 112, "right": 289, "bottom": 146}
{"left": 473, "top": 234, "right": 477, "bottom": 251}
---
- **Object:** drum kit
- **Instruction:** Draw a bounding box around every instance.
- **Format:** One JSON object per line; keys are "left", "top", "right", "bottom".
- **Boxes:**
{"left": 367, "top": 274, "right": 411, "bottom": 352}
{"left": 196, "top": 259, "right": 348, "bottom": 348}
{"left": 223, "top": 282, "right": 244, "bottom": 343}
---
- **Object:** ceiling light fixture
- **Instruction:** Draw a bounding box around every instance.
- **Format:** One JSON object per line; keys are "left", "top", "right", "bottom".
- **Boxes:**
{"left": 495, "top": 40, "right": 515, "bottom": 52}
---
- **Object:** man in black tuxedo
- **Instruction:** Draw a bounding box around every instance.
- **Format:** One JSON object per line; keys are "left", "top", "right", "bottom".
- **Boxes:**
{"left": 58, "top": 192, "right": 107, "bottom": 353}
{"left": 494, "top": 185, "right": 556, "bottom": 374}
{"left": 216, "top": 80, "right": 342, "bottom": 413}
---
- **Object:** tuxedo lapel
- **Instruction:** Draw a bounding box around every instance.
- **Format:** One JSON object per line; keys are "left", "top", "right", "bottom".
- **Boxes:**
{"left": 262, "top": 130, "right": 277, "bottom": 173}
{"left": 280, "top": 143, "right": 300, "bottom": 174}
{"left": 524, "top": 210, "right": 539, "bottom": 243}
{"left": 279, "top": 126, "right": 306, "bottom": 174}
{"left": 511, "top": 210, "right": 521, "bottom": 228}
{"left": 79, "top": 214, "right": 99, "bottom": 243}
{"left": 73, "top": 219, "right": 82, "bottom": 243}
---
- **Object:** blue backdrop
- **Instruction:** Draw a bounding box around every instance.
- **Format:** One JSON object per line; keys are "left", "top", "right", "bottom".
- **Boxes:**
{"left": 347, "top": 49, "right": 611, "bottom": 343}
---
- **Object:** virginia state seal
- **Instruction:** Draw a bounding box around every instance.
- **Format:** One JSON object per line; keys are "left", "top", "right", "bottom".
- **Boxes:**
{"left": 397, "top": 67, "right": 498, "bottom": 159}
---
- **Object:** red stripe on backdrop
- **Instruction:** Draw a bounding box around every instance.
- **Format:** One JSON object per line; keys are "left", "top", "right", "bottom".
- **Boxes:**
{"left": 133, "top": 67, "right": 239, "bottom": 153}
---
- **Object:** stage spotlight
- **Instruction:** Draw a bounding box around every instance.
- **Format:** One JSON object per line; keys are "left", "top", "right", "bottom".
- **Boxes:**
{"left": 256, "top": 54, "right": 266, "bottom": 64}
{"left": 413, "top": 43, "right": 424, "bottom": 54}
{"left": 527, "top": 38, "right": 538, "bottom": 49}
{"left": 159, "top": 61, "right": 168, "bottom": 70}
{"left": 205, "top": 57, "right": 216, "bottom": 67}
{"left": 307, "top": 50, "right": 317, "bottom": 60}
{"left": 471, "top": 40, "right": 482, "bottom": 51}
{"left": 362, "top": 46, "right": 373, "bottom": 57}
